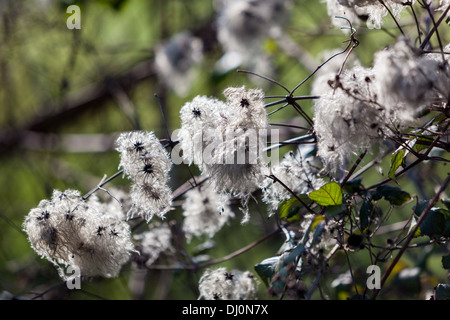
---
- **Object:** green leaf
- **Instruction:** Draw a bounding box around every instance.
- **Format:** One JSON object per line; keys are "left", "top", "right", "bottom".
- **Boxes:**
{"left": 414, "top": 137, "right": 431, "bottom": 153}
{"left": 343, "top": 178, "right": 363, "bottom": 194}
{"left": 388, "top": 149, "right": 405, "bottom": 182}
{"left": 359, "top": 199, "right": 372, "bottom": 230}
{"left": 408, "top": 216, "right": 423, "bottom": 238}
{"left": 278, "top": 197, "right": 300, "bottom": 221}
{"left": 325, "top": 203, "right": 348, "bottom": 217}
{"left": 254, "top": 256, "right": 279, "bottom": 286}
{"left": 375, "top": 185, "right": 411, "bottom": 206}
{"left": 308, "top": 182, "right": 343, "bottom": 206}
{"left": 311, "top": 215, "right": 325, "bottom": 230}
{"left": 278, "top": 244, "right": 305, "bottom": 268}
{"left": 434, "top": 284, "right": 450, "bottom": 300}
{"left": 444, "top": 219, "right": 450, "bottom": 238}
{"left": 414, "top": 200, "right": 430, "bottom": 216}
{"left": 311, "top": 220, "right": 326, "bottom": 246}
{"left": 414, "top": 200, "right": 450, "bottom": 239}
{"left": 419, "top": 209, "right": 446, "bottom": 239}
{"left": 278, "top": 194, "right": 311, "bottom": 221}
{"left": 441, "top": 198, "right": 450, "bottom": 210}
{"left": 442, "top": 253, "right": 450, "bottom": 270}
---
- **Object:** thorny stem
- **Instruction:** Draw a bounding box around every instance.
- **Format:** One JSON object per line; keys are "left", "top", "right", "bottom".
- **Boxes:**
{"left": 372, "top": 173, "right": 450, "bottom": 299}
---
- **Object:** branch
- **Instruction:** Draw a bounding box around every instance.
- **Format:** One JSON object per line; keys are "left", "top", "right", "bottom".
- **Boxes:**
{"left": 372, "top": 173, "right": 450, "bottom": 299}
{"left": 146, "top": 225, "right": 283, "bottom": 271}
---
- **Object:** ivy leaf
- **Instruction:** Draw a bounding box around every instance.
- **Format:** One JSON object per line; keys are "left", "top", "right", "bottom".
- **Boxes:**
{"left": 375, "top": 185, "right": 411, "bottom": 206}
{"left": 388, "top": 149, "right": 405, "bottom": 182}
{"left": 308, "top": 182, "right": 343, "bottom": 206}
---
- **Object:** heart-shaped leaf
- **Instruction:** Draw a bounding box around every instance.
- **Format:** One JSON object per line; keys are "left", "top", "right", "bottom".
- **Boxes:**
{"left": 308, "top": 182, "right": 343, "bottom": 206}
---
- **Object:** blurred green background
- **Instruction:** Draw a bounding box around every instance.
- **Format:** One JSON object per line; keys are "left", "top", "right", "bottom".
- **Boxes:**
{"left": 0, "top": 0, "right": 448, "bottom": 300}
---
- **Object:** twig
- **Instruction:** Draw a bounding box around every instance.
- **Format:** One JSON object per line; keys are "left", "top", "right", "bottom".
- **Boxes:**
{"left": 340, "top": 150, "right": 367, "bottom": 187}
{"left": 267, "top": 174, "right": 317, "bottom": 215}
{"left": 372, "top": 173, "right": 450, "bottom": 299}
{"left": 419, "top": 4, "right": 449, "bottom": 51}
{"left": 378, "top": 0, "right": 405, "bottom": 36}
{"left": 147, "top": 225, "right": 284, "bottom": 271}
{"left": 82, "top": 170, "right": 124, "bottom": 200}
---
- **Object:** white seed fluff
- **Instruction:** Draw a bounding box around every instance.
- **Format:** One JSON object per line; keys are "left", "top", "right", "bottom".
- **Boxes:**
{"left": 23, "top": 189, "right": 135, "bottom": 279}
{"left": 261, "top": 149, "right": 325, "bottom": 215}
{"left": 182, "top": 183, "right": 234, "bottom": 242}
{"left": 154, "top": 31, "right": 203, "bottom": 97}
{"left": 198, "top": 267, "right": 259, "bottom": 300}
{"left": 116, "top": 131, "right": 173, "bottom": 222}
{"left": 313, "top": 66, "right": 387, "bottom": 171}
{"left": 134, "top": 222, "right": 173, "bottom": 266}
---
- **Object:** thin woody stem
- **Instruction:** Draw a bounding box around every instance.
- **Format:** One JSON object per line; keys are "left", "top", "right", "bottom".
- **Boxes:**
{"left": 378, "top": 0, "right": 405, "bottom": 36}
{"left": 82, "top": 170, "right": 124, "bottom": 200}
{"left": 341, "top": 150, "right": 367, "bottom": 187}
{"left": 419, "top": 4, "right": 449, "bottom": 51}
{"left": 147, "top": 224, "right": 285, "bottom": 271}
{"left": 372, "top": 173, "right": 450, "bottom": 299}
{"left": 268, "top": 174, "right": 317, "bottom": 215}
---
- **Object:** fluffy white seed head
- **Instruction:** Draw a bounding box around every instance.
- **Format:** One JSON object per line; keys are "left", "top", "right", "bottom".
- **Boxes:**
{"left": 311, "top": 49, "right": 361, "bottom": 97}
{"left": 116, "top": 131, "right": 173, "bottom": 222}
{"left": 182, "top": 183, "right": 234, "bottom": 242}
{"left": 178, "top": 95, "right": 228, "bottom": 167}
{"left": 154, "top": 31, "right": 203, "bottom": 97}
{"left": 128, "top": 182, "right": 173, "bottom": 222}
{"left": 323, "top": 0, "right": 411, "bottom": 30}
{"left": 313, "top": 66, "right": 387, "bottom": 171}
{"left": 198, "top": 267, "right": 259, "bottom": 300}
{"left": 375, "top": 39, "right": 433, "bottom": 105}
{"left": 215, "top": 0, "right": 291, "bottom": 54}
{"left": 23, "top": 189, "right": 135, "bottom": 279}
{"left": 179, "top": 87, "right": 269, "bottom": 223}
{"left": 261, "top": 148, "right": 325, "bottom": 215}
{"left": 223, "top": 86, "right": 268, "bottom": 129}
{"left": 134, "top": 222, "right": 173, "bottom": 266}
{"left": 116, "top": 131, "right": 172, "bottom": 183}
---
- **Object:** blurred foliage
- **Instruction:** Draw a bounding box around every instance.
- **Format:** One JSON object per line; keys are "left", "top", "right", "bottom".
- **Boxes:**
{"left": 0, "top": 0, "right": 448, "bottom": 300}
